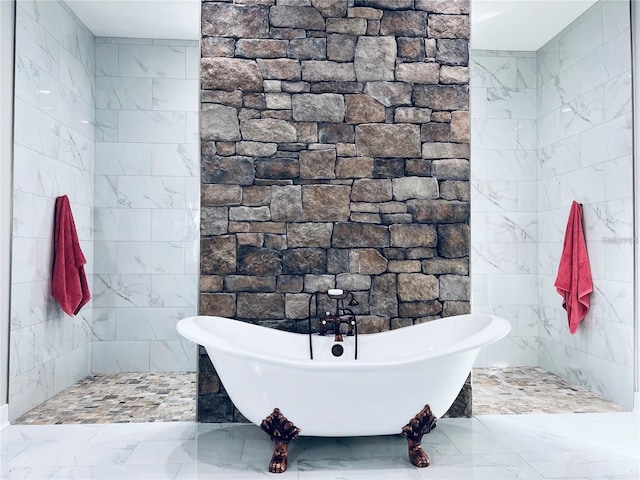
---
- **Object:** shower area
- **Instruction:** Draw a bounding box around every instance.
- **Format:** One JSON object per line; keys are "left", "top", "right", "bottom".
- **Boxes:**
{"left": 4, "top": 0, "right": 638, "bottom": 425}
{"left": 8, "top": 0, "right": 201, "bottom": 422}
{"left": 470, "top": 0, "right": 635, "bottom": 413}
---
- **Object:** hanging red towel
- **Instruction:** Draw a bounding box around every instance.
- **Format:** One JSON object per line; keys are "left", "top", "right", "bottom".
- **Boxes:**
{"left": 554, "top": 201, "right": 593, "bottom": 334}
{"left": 52, "top": 195, "right": 90, "bottom": 316}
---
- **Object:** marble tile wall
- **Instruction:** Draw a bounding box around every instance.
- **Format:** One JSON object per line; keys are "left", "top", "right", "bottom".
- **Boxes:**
{"left": 93, "top": 37, "right": 199, "bottom": 373}
{"left": 9, "top": 0, "right": 95, "bottom": 420}
{"left": 471, "top": 0, "right": 634, "bottom": 409}
{"left": 536, "top": 0, "right": 634, "bottom": 409}
{"left": 470, "top": 50, "right": 540, "bottom": 367}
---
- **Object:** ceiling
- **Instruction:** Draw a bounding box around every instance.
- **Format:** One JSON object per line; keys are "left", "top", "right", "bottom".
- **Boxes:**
{"left": 65, "top": 0, "right": 599, "bottom": 50}
{"left": 471, "top": 0, "right": 599, "bottom": 51}
{"left": 65, "top": 0, "right": 200, "bottom": 40}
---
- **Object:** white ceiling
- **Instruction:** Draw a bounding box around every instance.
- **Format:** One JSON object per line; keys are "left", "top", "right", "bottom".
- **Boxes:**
{"left": 65, "top": 0, "right": 200, "bottom": 40}
{"left": 471, "top": 0, "right": 599, "bottom": 51}
{"left": 65, "top": 0, "right": 599, "bottom": 50}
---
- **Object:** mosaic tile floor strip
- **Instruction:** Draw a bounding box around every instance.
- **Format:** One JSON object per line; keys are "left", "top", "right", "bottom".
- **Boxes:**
{"left": 14, "top": 372, "right": 196, "bottom": 425}
{"left": 14, "top": 367, "right": 626, "bottom": 425}
{"left": 473, "top": 367, "right": 628, "bottom": 415}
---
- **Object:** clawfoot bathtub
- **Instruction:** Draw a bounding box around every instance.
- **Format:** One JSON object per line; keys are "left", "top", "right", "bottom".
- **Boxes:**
{"left": 177, "top": 313, "right": 510, "bottom": 472}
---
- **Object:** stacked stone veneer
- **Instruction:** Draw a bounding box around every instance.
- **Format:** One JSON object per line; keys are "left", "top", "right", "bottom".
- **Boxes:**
{"left": 198, "top": 0, "right": 471, "bottom": 421}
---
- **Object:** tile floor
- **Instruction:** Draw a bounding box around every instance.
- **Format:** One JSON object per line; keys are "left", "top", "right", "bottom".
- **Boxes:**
{"left": 1, "top": 412, "right": 639, "bottom": 479}
{"left": 14, "top": 368, "right": 626, "bottom": 425}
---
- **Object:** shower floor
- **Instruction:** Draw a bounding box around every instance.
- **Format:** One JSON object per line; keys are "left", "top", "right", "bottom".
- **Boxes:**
{"left": 14, "top": 368, "right": 626, "bottom": 425}
{"left": 14, "top": 372, "right": 196, "bottom": 425}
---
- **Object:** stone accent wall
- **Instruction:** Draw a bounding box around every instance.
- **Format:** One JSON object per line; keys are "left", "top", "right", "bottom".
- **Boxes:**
{"left": 198, "top": 0, "right": 471, "bottom": 422}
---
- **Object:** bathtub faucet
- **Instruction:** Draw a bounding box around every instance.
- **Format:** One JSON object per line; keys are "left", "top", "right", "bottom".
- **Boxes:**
{"left": 319, "top": 289, "right": 358, "bottom": 342}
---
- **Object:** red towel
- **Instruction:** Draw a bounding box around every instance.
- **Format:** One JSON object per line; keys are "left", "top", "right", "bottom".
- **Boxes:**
{"left": 52, "top": 195, "right": 90, "bottom": 316}
{"left": 554, "top": 201, "right": 593, "bottom": 334}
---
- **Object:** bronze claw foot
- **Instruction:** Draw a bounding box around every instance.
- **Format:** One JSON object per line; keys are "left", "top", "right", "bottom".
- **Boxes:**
{"left": 401, "top": 404, "right": 437, "bottom": 468}
{"left": 260, "top": 408, "right": 300, "bottom": 474}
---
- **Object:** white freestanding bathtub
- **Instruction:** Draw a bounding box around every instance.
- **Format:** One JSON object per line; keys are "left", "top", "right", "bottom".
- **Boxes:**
{"left": 177, "top": 313, "right": 510, "bottom": 437}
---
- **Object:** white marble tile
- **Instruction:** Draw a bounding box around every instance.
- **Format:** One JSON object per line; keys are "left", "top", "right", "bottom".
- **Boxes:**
{"left": 94, "top": 208, "right": 151, "bottom": 242}
{"left": 150, "top": 275, "right": 198, "bottom": 307}
{"left": 604, "top": 155, "right": 632, "bottom": 202}
{"left": 16, "top": 6, "right": 60, "bottom": 78}
{"left": 52, "top": 464, "right": 180, "bottom": 480}
{"left": 75, "top": 21, "right": 95, "bottom": 74}
{"left": 537, "top": 109, "right": 559, "bottom": 148}
{"left": 12, "top": 191, "right": 55, "bottom": 240}
{"left": 149, "top": 340, "right": 196, "bottom": 371}
{"left": 0, "top": 465, "right": 61, "bottom": 480}
{"left": 471, "top": 118, "right": 518, "bottom": 150}
{"left": 486, "top": 88, "right": 536, "bottom": 119}
{"left": 10, "top": 280, "right": 50, "bottom": 330}
{"left": 91, "top": 307, "right": 116, "bottom": 341}
{"left": 471, "top": 56, "right": 517, "bottom": 89}
{"left": 96, "top": 43, "right": 119, "bottom": 77}
{"left": 118, "top": 110, "right": 186, "bottom": 144}
{"left": 152, "top": 79, "right": 198, "bottom": 111}
{"left": 486, "top": 336, "right": 539, "bottom": 367}
{"left": 95, "top": 110, "right": 119, "bottom": 142}
{"left": 471, "top": 181, "right": 518, "bottom": 212}
{"left": 559, "top": 91, "right": 605, "bottom": 139}
{"left": 95, "top": 142, "right": 153, "bottom": 175}
{"left": 580, "top": 28, "right": 632, "bottom": 96}
{"left": 96, "top": 77, "right": 153, "bottom": 110}
{"left": 91, "top": 341, "right": 150, "bottom": 373}
{"left": 184, "top": 242, "right": 200, "bottom": 275}
{"left": 517, "top": 181, "right": 537, "bottom": 212}
{"left": 516, "top": 120, "right": 536, "bottom": 150}
{"left": 185, "top": 46, "right": 199, "bottom": 80}
{"left": 185, "top": 176, "right": 201, "bottom": 209}
{"left": 486, "top": 273, "right": 538, "bottom": 306}
{"left": 125, "top": 440, "right": 199, "bottom": 465}
{"left": 116, "top": 242, "right": 185, "bottom": 274}
{"left": 9, "top": 326, "right": 36, "bottom": 377}
{"left": 115, "top": 307, "right": 194, "bottom": 342}
{"left": 186, "top": 112, "right": 199, "bottom": 143}
{"left": 176, "top": 461, "right": 299, "bottom": 480}
{"left": 118, "top": 45, "right": 186, "bottom": 79}
{"left": 98, "top": 37, "right": 153, "bottom": 45}
{"left": 603, "top": 238, "right": 633, "bottom": 283}
{"left": 584, "top": 197, "right": 634, "bottom": 240}
{"left": 516, "top": 57, "right": 536, "bottom": 89}
{"left": 58, "top": 47, "right": 93, "bottom": 103}
{"left": 89, "top": 422, "right": 197, "bottom": 444}
{"left": 7, "top": 441, "right": 136, "bottom": 468}
{"left": 11, "top": 236, "right": 39, "bottom": 284}
{"left": 471, "top": 243, "right": 519, "bottom": 275}
{"left": 53, "top": 344, "right": 91, "bottom": 394}
{"left": 581, "top": 113, "right": 632, "bottom": 167}
{"left": 14, "top": 98, "right": 59, "bottom": 159}
{"left": 602, "top": 71, "right": 632, "bottom": 122}
{"left": 8, "top": 362, "right": 55, "bottom": 421}
{"left": 602, "top": 1, "right": 630, "bottom": 42}
{"left": 117, "top": 176, "right": 186, "bottom": 209}
{"left": 485, "top": 212, "right": 537, "bottom": 243}
{"left": 33, "top": 318, "right": 75, "bottom": 365}
{"left": 539, "top": 136, "right": 580, "bottom": 178}
{"left": 93, "top": 274, "right": 151, "bottom": 308}
{"left": 59, "top": 125, "right": 93, "bottom": 171}
{"left": 152, "top": 209, "right": 199, "bottom": 242}
{"left": 559, "top": 164, "right": 605, "bottom": 206}
{"left": 558, "top": 6, "right": 603, "bottom": 71}
{"left": 152, "top": 143, "right": 198, "bottom": 177}
{"left": 470, "top": 87, "right": 487, "bottom": 119}
{"left": 94, "top": 175, "right": 118, "bottom": 208}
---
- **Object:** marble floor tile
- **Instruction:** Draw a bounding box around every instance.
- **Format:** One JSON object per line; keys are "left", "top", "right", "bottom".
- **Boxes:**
{"left": 0, "top": 412, "right": 638, "bottom": 479}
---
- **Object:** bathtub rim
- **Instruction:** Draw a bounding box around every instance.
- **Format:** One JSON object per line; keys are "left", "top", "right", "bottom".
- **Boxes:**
{"left": 177, "top": 313, "right": 511, "bottom": 369}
